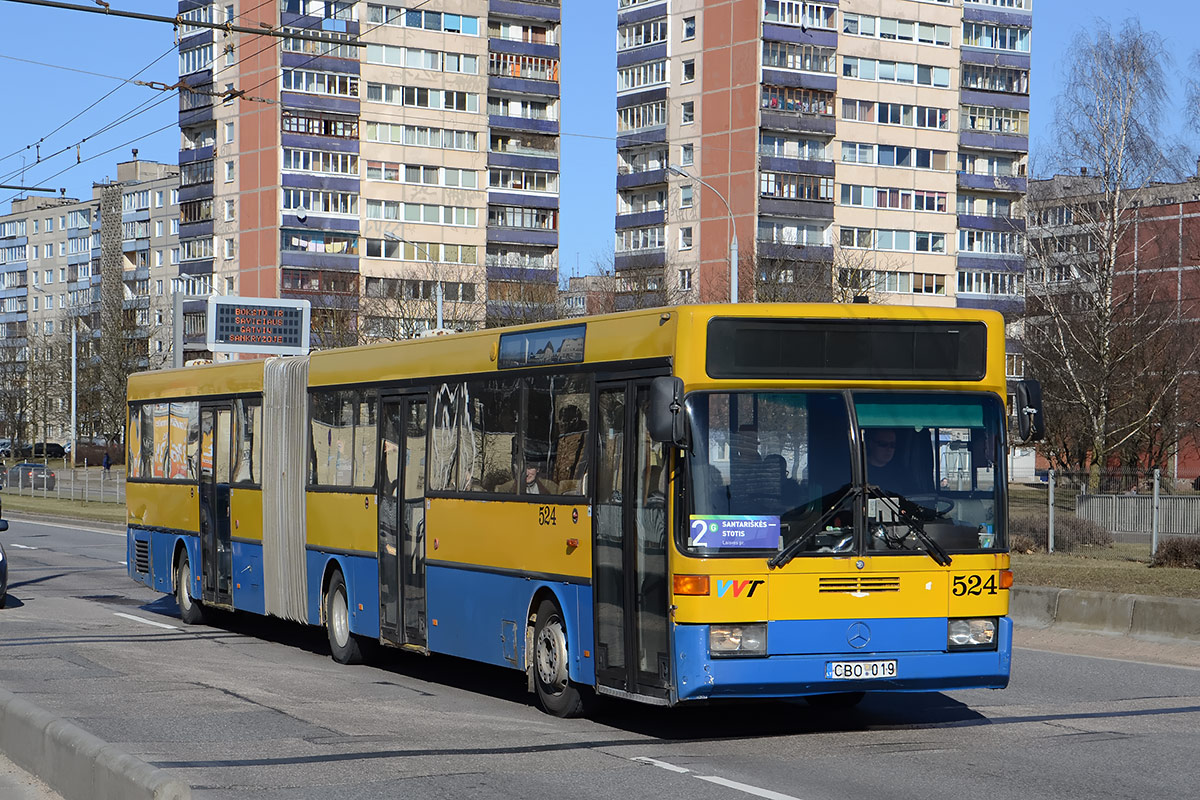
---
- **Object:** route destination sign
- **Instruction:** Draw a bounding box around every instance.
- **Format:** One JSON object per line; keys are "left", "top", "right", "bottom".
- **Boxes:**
{"left": 206, "top": 296, "right": 311, "bottom": 356}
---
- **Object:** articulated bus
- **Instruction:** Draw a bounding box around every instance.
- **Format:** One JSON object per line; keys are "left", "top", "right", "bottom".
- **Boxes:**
{"left": 126, "top": 304, "right": 1044, "bottom": 716}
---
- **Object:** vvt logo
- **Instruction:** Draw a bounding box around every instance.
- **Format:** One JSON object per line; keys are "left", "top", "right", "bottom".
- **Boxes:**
{"left": 716, "top": 579, "right": 765, "bottom": 598}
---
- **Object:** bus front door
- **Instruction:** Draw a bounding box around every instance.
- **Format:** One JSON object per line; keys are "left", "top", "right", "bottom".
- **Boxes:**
{"left": 378, "top": 395, "right": 429, "bottom": 649}
{"left": 593, "top": 382, "right": 670, "bottom": 701}
{"left": 198, "top": 405, "right": 233, "bottom": 607}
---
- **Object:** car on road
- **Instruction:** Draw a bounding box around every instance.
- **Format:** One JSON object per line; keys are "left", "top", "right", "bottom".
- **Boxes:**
{"left": 5, "top": 462, "right": 56, "bottom": 490}
{"left": 0, "top": 496, "right": 9, "bottom": 607}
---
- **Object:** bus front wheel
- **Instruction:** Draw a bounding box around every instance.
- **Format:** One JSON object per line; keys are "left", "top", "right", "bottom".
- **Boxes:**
{"left": 175, "top": 553, "right": 206, "bottom": 625}
{"left": 325, "top": 571, "right": 364, "bottom": 665}
{"left": 532, "top": 599, "right": 584, "bottom": 718}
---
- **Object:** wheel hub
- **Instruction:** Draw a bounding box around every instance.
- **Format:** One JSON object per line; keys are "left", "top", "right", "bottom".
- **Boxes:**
{"left": 330, "top": 591, "right": 350, "bottom": 647}
{"left": 536, "top": 620, "right": 568, "bottom": 692}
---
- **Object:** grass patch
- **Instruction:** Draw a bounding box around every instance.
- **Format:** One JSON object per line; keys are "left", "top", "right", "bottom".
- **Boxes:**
{"left": 1012, "top": 542, "right": 1200, "bottom": 600}
{"left": 1, "top": 493, "right": 126, "bottom": 524}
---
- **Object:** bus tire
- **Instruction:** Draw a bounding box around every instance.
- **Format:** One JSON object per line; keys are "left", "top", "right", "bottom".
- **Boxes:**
{"left": 325, "top": 571, "right": 363, "bottom": 665}
{"left": 532, "top": 599, "right": 584, "bottom": 718}
{"left": 175, "top": 552, "right": 206, "bottom": 625}
{"left": 805, "top": 691, "right": 865, "bottom": 709}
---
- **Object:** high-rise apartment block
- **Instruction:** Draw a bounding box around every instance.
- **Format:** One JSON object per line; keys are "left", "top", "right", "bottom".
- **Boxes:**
{"left": 0, "top": 158, "right": 181, "bottom": 443}
{"left": 615, "top": 0, "right": 1030, "bottom": 312}
{"left": 176, "top": 0, "right": 560, "bottom": 345}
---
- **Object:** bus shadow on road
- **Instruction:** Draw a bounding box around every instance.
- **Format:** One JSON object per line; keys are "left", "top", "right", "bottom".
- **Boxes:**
{"left": 589, "top": 692, "right": 989, "bottom": 739}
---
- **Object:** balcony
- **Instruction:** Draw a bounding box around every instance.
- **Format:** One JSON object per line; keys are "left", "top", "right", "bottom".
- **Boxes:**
{"left": 957, "top": 172, "right": 1026, "bottom": 193}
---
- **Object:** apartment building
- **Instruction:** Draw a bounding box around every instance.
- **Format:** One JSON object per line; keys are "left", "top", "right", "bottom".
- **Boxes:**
{"left": 175, "top": 0, "right": 560, "bottom": 343}
{"left": 614, "top": 0, "right": 1030, "bottom": 311}
{"left": 0, "top": 158, "right": 181, "bottom": 443}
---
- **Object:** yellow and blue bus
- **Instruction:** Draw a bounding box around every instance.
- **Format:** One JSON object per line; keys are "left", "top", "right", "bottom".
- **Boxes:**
{"left": 126, "top": 303, "right": 1043, "bottom": 716}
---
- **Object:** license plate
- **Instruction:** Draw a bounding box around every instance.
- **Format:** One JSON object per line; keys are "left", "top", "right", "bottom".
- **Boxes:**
{"left": 827, "top": 660, "right": 898, "bottom": 680}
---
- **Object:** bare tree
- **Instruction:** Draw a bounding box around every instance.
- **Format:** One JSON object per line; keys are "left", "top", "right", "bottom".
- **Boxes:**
{"left": 360, "top": 266, "right": 486, "bottom": 341}
{"left": 0, "top": 332, "right": 30, "bottom": 449}
{"left": 1024, "top": 20, "right": 1198, "bottom": 489}
{"left": 754, "top": 241, "right": 893, "bottom": 304}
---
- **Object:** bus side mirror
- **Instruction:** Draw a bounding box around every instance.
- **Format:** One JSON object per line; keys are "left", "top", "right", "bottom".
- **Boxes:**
{"left": 648, "top": 376, "right": 687, "bottom": 448}
{"left": 1015, "top": 379, "right": 1045, "bottom": 443}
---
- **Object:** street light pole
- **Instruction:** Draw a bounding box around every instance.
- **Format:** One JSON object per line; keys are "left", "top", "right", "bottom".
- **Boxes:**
{"left": 384, "top": 233, "right": 443, "bottom": 331}
{"left": 667, "top": 165, "right": 739, "bottom": 303}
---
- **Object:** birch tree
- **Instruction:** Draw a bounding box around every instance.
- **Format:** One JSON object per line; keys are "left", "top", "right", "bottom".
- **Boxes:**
{"left": 1024, "top": 20, "right": 1196, "bottom": 489}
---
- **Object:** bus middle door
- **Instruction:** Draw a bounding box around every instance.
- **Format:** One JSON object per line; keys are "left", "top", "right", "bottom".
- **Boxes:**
{"left": 198, "top": 404, "right": 233, "bottom": 607}
{"left": 378, "top": 394, "right": 429, "bottom": 649}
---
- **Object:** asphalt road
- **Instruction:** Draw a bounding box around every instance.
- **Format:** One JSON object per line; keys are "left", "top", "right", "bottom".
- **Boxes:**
{"left": 2, "top": 514, "right": 1199, "bottom": 800}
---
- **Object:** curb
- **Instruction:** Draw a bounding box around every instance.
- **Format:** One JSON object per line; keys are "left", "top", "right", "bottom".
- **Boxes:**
{"left": 1010, "top": 586, "right": 1200, "bottom": 642}
{"left": 0, "top": 688, "right": 190, "bottom": 800}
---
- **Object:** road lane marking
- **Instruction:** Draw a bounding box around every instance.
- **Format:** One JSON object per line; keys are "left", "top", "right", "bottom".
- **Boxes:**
{"left": 633, "top": 757, "right": 691, "bottom": 773}
{"left": 632, "top": 757, "right": 804, "bottom": 799}
{"left": 10, "top": 543, "right": 37, "bottom": 550}
{"left": 695, "top": 775, "right": 804, "bottom": 800}
{"left": 114, "top": 612, "right": 178, "bottom": 630}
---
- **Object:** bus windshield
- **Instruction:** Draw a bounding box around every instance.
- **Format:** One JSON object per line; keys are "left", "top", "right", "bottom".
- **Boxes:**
{"left": 683, "top": 391, "right": 1006, "bottom": 558}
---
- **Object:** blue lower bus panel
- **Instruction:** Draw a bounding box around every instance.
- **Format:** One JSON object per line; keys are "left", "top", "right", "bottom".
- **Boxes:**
{"left": 673, "top": 617, "right": 1012, "bottom": 702}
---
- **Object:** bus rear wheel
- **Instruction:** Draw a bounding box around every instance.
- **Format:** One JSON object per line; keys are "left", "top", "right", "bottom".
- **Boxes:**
{"left": 325, "top": 571, "right": 364, "bottom": 665}
{"left": 175, "top": 553, "right": 206, "bottom": 625}
{"left": 532, "top": 599, "right": 584, "bottom": 718}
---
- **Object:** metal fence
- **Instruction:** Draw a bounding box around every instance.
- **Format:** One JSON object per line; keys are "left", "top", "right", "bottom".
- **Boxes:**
{"left": 1076, "top": 493, "right": 1200, "bottom": 542}
{"left": 1044, "top": 468, "right": 1200, "bottom": 554}
{"left": 2, "top": 463, "right": 125, "bottom": 504}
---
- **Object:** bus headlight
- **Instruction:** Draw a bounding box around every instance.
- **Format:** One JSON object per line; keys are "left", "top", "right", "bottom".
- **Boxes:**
{"left": 948, "top": 618, "right": 997, "bottom": 649}
{"left": 709, "top": 624, "right": 767, "bottom": 657}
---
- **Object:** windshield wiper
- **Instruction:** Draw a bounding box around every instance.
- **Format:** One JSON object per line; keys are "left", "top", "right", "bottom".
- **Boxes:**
{"left": 867, "top": 486, "right": 953, "bottom": 567}
{"left": 768, "top": 484, "right": 859, "bottom": 570}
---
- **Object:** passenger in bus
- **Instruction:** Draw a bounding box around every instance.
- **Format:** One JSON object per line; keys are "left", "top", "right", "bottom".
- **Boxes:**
{"left": 729, "top": 426, "right": 775, "bottom": 512}
{"left": 498, "top": 460, "right": 559, "bottom": 495}
{"left": 763, "top": 453, "right": 805, "bottom": 512}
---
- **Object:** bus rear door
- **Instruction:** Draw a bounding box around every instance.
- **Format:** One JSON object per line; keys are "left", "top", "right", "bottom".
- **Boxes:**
{"left": 593, "top": 381, "right": 670, "bottom": 702}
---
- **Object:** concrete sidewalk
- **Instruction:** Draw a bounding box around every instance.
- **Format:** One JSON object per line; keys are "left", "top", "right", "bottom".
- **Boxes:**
{"left": 0, "top": 687, "right": 190, "bottom": 800}
{"left": 0, "top": 753, "right": 61, "bottom": 800}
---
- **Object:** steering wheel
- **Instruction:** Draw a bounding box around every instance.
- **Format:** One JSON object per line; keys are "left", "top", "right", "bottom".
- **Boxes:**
{"left": 905, "top": 494, "right": 954, "bottom": 519}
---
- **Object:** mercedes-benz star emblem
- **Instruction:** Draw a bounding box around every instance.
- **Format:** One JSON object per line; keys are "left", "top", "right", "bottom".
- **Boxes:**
{"left": 847, "top": 622, "right": 871, "bottom": 649}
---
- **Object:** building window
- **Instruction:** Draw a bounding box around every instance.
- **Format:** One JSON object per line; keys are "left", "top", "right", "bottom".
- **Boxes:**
{"left": 156, "top": 279, "right": 164, "bottom": 295}
{"left": 682, "top": 59, "right": 695, "bottom": 82}
{"left": 680, "top": 185, "right": 693, "bottom": 209}
{"left": 224, "top": 161, "right": 234, "bottom": 182}
{"left": 681, "top": 101, "right": 694, "bottom": 124}
{"left": 225, "top": 200, "right": 235, "bottom": 220}
{"left": 225, "top": 122, "right": 235, "bottom": 143}
{"left": 224, "top": 238, "right": 236, "bottom": 259}
{"left": 682, "top": 16, "right": 695, "bottom": 40}
{"left": 680, "top": 227, "right": 693, "bottom": 250}
{"left": 155, "top": 190, "right": 164, "bottom": 207}
{"left": 680, "top": 143, "right": 694, "bottom": 165}
{"left": 679, "top": 269, "right": 692, "bottom": 291}
{"left": 155, "top": 220, "right": 164, "bottom": 237}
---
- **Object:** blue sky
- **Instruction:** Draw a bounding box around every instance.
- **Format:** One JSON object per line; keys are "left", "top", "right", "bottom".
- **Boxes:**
{"left": 0, "top": 1, "right": 1195, "bottom": 278}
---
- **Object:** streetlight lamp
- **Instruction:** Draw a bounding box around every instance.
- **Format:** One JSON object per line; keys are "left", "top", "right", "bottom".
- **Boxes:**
{"left": 666, "top": 164, "right": 739, "bottom": 303}
{"left": 383, "top": 232, "right": 443, "bottom": 331}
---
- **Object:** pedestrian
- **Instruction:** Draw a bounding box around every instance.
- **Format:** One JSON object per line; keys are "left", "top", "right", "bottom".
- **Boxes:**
{"left": 102, "top": 451, "right": 112, "bottom": 473}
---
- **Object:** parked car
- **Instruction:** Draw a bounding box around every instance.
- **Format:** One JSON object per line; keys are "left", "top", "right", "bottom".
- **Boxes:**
{"left": 0, "top": 496, "right": 9, "bottom": 608}
{"left": 5, "top": 463, "right": 56, "bottom": 490}
{"left": 18, "top": 443, "right": 66, "bottom": 459}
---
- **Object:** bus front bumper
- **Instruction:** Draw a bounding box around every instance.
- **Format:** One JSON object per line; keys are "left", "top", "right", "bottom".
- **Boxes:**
{"left": 673, "top": 616, "right": 1012, "bottom": 703}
